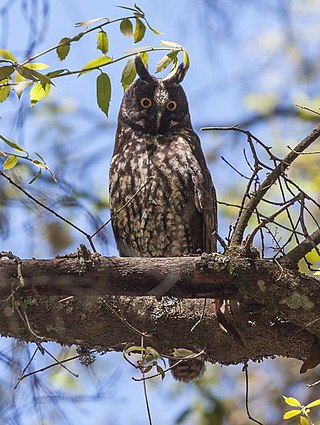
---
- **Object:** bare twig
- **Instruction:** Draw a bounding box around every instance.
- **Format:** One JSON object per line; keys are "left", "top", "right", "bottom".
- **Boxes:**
{"left": 0, "top": 171, "right": 97, "bottom": 252}
{"left": 91, "top": 177, "right": 153, "bottom": 238}
{"left": 227, "top": 124, "right": 320, "bottom": 247}
{"left": 243, "top": 362, "right": 265, "bottom": 425}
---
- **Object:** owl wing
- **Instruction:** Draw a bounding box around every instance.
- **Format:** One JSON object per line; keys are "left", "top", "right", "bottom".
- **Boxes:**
{"left": 189, "top": 132, "right": 217, "bottom": 253}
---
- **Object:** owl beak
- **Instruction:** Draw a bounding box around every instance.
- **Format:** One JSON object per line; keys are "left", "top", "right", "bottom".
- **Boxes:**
{"left": 156, "top": 111, "right": 162, "bottom": 132}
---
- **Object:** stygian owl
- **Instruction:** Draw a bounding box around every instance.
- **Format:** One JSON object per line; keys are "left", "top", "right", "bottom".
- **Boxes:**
{"left": 109, "top": 56, "right": 217, "bottom": 382}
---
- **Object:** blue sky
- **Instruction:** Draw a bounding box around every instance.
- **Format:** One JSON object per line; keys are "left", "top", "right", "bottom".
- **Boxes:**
{"left": 1, "top": 1, "right": 319, "bottom": 424}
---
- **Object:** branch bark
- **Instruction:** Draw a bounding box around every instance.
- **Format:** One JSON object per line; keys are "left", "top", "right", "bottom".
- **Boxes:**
{"left": 0, "top": 253, "right": 319, "bottom": 368}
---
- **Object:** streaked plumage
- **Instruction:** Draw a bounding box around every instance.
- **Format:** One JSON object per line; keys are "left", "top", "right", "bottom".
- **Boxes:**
{"left": 109, "top": 56, "right": 217, "bottom": 382}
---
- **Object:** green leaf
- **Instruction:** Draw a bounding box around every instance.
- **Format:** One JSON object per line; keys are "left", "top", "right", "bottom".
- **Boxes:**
{"left": 80, "top": 56, "right": 112, "bottom": 74}
{"left": 46, "top": 69, "right": 67, "bottom": 78}
{"left": 57, "top": 37, "right": 71, "bottom": 61}
{"left": 32, "top": 159, "right": 47, "bottom": 169}
{"left": 24, "top": 63, "right": 49, "bottom": 70}
{"left": 0, "top": 65, "right": 14, "bottom": 80}
{"left": 134, "top": 18, "right": 146, "bottom": 43}
{"left": 16, "top": 65, "right": 52, "bottom": 85}
{"left": 134, "top": 4, "right": 145, "bottom": 14}
{"left": 156, "top": 365, "right": 165, "bottom": 380}
{"left": 120, "top": 18, "right": 133, "bottom": 37}
{"left": 155, "top": 51, "right": 178, "bottom": 73}
{"left": 0, "top": 49, "right": 17, "bottom": 63}
{"left": 29, "top": 169, "right": 42, "bottom": 184}
{"left": 125, "top": 345, "right": 146, "bottom": 355}
{"left": 75, "top": 17, "right": 106, "bottom": 27}
{"left": 160, "top": 40, "right": 182, "bottom": 49}
{"left": 35, "top": 152, "right": 46, "bottom": 162}
{"left": 13, "top": 80, "right": 33, "bottom": 99}
{"left": 122, "top": 46, "right": 152, "bottom": 55}
{"left": 283, "top": 396, "right": 302, "bottom": 407}
{"left": 283, "top": 410, "right": 301, "bottom": 419}
{"left": 306, "top": 399, "right": 320, "bottom": 408}
{"left": 3, "top": 155, "right": 18, "bottom": 170}
{"left": 30, "top": 82, "right": 51, "bottom": 108}
{"left": 121, "top": 57, "right": 136, "bottom": 90}
{"left": 183, "top": 50, "right": 190, "bottom": 67}
{"left": 144, "top": 20, "right": 161, "bottom": 35}
{"left": 0, "top": 135, "right": 27, "bottom": 153}
{"left": 96, "top": 72, "right": 111, "bottom": 117}
{"left": 97, "top": 31, "right": 109, "bottom": 55}
{"left": 0, "top": 79, "right": 10, "bottom": 103}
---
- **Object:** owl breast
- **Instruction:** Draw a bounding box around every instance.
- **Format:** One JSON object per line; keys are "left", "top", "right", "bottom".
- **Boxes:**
{"left": 109, "top": 127, "right": 205, "bottom": 257}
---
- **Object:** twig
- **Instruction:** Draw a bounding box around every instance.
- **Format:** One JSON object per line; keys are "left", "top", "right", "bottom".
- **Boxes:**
{"left": 0, "top": 170, "right": 97, "bottom": 252}
{"left": 91, "top": 177, "right": 153, "bottom": 238}
{"left": 14, "top": 351, "right": 88, "bottom": 388}
{"left": 244, "top": 195, "right": 301, "bottom": 253}
{"left": 228, "top": 124, "right": 320, "bottom": 247}
{"left": 243, "top": 362, "right": 265, "bottom": 425}
{"left": 100, "top": 298, "right": 152, "bottom": 338}
{"left": 296, "top": 104, "right": 320, "bottom": 117}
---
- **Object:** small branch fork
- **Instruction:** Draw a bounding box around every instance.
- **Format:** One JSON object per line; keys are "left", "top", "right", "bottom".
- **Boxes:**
{"left": 202, "top": 124, "right": 320, "bottom": 264}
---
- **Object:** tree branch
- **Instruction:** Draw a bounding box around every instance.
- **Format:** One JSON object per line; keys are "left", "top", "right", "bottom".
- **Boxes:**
{"left": 228, "top": 124, "right": 320, "bottom": 247}
{"left": 281, "top": 227, "right": 320, "bottom": 266}
{"left": 0, "top": 254, "right": 319, "bottom": 368}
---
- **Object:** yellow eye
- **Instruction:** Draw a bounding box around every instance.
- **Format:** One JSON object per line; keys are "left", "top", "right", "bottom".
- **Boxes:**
{"left": 167, "top": 100, "right": 177, "bottom": 111}
{"left": 140, "top": 97, "right": 152, "bottom": 108}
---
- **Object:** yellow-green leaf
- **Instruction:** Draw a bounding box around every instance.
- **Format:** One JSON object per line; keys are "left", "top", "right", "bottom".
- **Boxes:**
{"left": 80, "top": 56, "right": 112, "bottom": 74}
{"left": 75, "top": 17, "right": 106, "bottom": 27}
{"left": 30, "top": 82, "right": 50, "bottom": 108}
{"left": 156, "top": 365, "right": 165, "bottom": 380}
{"left": 46, "top": 69, "right": 67, "bottom": 78}
{"left": 3, "top": 155, "right": 18, "bottom": 170}
{"left": 120, "top": 18, "right": 133, "bottom": 37}
{"left": 29, "top": 169, "right": 42, "bottom": 184}
{"left": 0, "top": 79, "right": 10, "bottom": 103}
{"left": 16, "top": 65, "right": 52, "bottom": 84}
{"left": 32, "top": 159, "right": 47, "bottom": 169}
{"left": 13, "top": 81, "right": 33, "bottom": 99}
{"left": 144, "top": 20, "right": 161, "bottom": 35}
{"left": 134, "top": 18, "right": 146, "bottom": 43}
{"left": 97, "top": 30, "right": 109, "bottom": 55}
{"left": 0, "top": 135, "right": 26, "bottom": 152}
{"left": 160, "top": 40, "right": 182, "bottom": 49}
{"left": 300, "top": 417, "right": 309, "bottom": 425}
{"left": 24, "top": 63, "right": 49, "bottom": 70}
{"left": 125, "top": 345, "right": 146, "bottom": 354}
{"left": 283, "top": 396, "right": 302, "bottom": 407}
{"left": 283, "top": 410, "right": 301, "bottom": 419}
{"left": 306, "top": 399, "right": 320, "bottom": 409}
{"left": 0, "top": 49, "right": 17, "bottom": 63}
{"left": 121, "top": 58, "right": 137, "bottom": 90}
{"left": 0, "top": 65, "right": 14, "bottom": 80}
{"left": 155, "top": 52, "right": 178, "bottom": 73}
{"left": 57, "top": 37, "right": 71, "bottom": 61}
{"left": 183, "top": 50, "right": 190, "bottom": 67}
{"left": 96, "top": 72, "right": 111, "bottom": 117}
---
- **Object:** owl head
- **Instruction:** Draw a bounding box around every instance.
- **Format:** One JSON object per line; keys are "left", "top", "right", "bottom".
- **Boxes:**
{"left": 118, "top": 56, "right": 192, "bottom": 135}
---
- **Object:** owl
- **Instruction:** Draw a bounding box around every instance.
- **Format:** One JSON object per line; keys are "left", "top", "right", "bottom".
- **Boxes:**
{"left": 109, "top": 56, "right": 217, "bottom": 382}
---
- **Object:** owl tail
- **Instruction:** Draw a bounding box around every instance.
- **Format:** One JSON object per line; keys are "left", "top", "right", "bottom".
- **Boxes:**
{"left": 169, "top": 355, "right": 205, "bottom": 383}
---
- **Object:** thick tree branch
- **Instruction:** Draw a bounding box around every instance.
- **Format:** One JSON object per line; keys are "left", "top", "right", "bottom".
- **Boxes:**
{"left": 281, "top": 227, "right": 320, "bottom": 266}
{"left": 0, "top": 254, "right": 319, "bottom": 368}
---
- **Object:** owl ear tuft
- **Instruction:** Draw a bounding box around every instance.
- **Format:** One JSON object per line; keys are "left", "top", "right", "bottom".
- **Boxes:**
{"left": 168, "top": 63, "right": 189, "bottom": 84}
{"left": 135, "top": 56, "right": 154, "bottom": 83}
